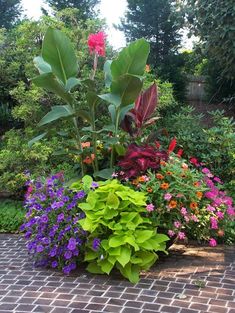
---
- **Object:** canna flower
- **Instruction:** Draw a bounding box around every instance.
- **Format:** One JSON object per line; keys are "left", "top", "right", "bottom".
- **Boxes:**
{"left": 88, "top": 31, "right": 106, "bottom": 56}
{"left": 177, "top": 149, "right": 184, "bottom": 157}
{"left": 160, "top": 182, "right": 169, "bottom": 190}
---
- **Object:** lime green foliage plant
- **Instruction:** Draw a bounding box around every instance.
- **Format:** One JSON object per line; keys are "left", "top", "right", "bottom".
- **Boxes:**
{"left": 78, "top": 179, "right": 168, "bottom": 283}
{"left": 0, "top": 200, "right": 24, "bottom": 233}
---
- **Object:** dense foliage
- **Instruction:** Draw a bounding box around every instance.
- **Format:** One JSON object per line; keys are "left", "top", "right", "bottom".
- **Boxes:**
{"left": 0, "top": 0, "right": 22, "bottom": 29}
{"left": 45, "top": 0, "right": 100, "bottom": 19}
{"left": 0, "top": 200, "right": 24, "bottom": 232}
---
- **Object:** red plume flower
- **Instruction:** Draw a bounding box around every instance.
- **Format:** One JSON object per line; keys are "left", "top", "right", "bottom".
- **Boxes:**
{"left": 177, "top": 148, "right": 183, "bottom": 157}
{"left": 87, "top": 32, "right": 106, "bottom": 57}
{"left": 168, "top": 138, "right": 177, "bottom": 153}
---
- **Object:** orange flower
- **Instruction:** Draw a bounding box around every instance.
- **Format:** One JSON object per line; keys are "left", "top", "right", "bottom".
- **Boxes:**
{"left": 160, "top": 161, "right": 167, "bottom": 166}
{"left": 145, "top": 64, "right": 151, "bottom": 72}
{"left": 190, "top": 202, "right": 198, "bottom": 210}
{"left": 138, "top": 176, "right": 145, "bottom": 183}
{"left": 81, "top": 142, "right": 91, "bottom": 148}
{"left": 83, "top": 153, "right": 95, "bottom": 164}
{"left": 169, "top": 200, "right": 177, "bottom": 209}
{"left": 217, "top": 229, "right": 224, "bottom": 237}
{"left": 196, "top": 191, "right": 203, "bottom": 199}
{"left": 156, "top": 173, "right": 164, "bottom": 180}
{"left": 166, "top": 171, "right": 173, "bottom": 176}
{"left": 193, "top": 181, "right": 200, "bottom": 187}
{"left": 160, "top": 182, "right": 169, "bottom": 190}
{"left": 147, "top": 187, "right": 153, "bottom": 193}
{"left": 181, "top": 173, "right": 186, "bottom": 178}
{"left": 132, "top": 179, "right": 139, "bottom": 185}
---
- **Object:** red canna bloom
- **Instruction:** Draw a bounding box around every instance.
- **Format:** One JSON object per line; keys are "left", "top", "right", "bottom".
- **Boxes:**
{"left": 168, "top": 138, "right": 177, "bottom": 153}
{"left": 87, "top": 31, "right": 106, "bottom": 56}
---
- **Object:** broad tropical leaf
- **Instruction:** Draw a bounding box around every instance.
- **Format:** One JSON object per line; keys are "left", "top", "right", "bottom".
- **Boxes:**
{"left": 32, "top": 73, "right": 73, "bottom": 104}
{"left": 111, "top": 39, "right": 150, "bottom": 79}
{"left": 42, "top": 27, "right": 78, "bottom": 84}
{"left": 38, "top": 105, "right": 74, "bottom": 127}
{"left": 33, "top": 56, "right": 51, "bottom": 74}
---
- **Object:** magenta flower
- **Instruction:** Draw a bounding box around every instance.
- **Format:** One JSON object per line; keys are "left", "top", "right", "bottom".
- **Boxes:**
{"left": 190, "top": 214, "right": 199, "bottom": 222}
{"left": 210, "top": 217, "right": 218, "bottom": 229}
{"left": 178, "top": 232, "right": 186, "bottom": 240}
{"left": 216, "top": 211, "right": 224, "bottom": 219}
{"left": 209, "top": 238, "right": 217, "bottom": 247}
{"left": 227, "top": 207, "right": 235, "bottom": 216}
{"left": 174, "top": 221, "right": 181, "bottom": 229}
{"left": 146, "top": 204, "right": 155, "bottom": 212}
{"left": 207, "top": 204, "right": 216, "bottom": 212}
{"left": 180, "top": 207, "right": 187, "bottom": 216}
{"left": 168, "top": 230, "right": 175, "bottom": 237}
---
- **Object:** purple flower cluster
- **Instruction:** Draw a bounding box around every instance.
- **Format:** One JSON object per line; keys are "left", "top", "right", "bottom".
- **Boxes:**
{"left": 21, "top": 173, "right": 87, "bottom": 275}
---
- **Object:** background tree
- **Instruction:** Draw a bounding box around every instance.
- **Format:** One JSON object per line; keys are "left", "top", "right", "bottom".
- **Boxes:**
{"left": 119, "top": 0, "right": 186, "bottom": 101}
{"left": 0, "top": 0, "right": 22, "bottom": 29}
{"left": 44, "top": 0, "right": 100, "bottom": 19}
{"left": 186, "top": 0, "right": 235, "bottom": 103}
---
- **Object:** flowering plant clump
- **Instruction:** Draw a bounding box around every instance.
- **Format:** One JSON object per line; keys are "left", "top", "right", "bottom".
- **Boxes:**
{"left": 20, "top": 173, "right": 87, "bottom": 274}
{"left": 126, "top": 155, "right": 235, "bottom": 246}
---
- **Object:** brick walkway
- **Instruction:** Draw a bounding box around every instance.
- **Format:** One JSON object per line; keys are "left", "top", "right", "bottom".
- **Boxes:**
{"left": 0, "top": 234, "right": 234, "bottom": 313}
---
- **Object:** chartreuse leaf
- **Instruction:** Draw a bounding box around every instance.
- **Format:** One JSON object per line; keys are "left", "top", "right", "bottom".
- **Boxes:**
{"left": 109, "top": 235, "right": 125, "bottom": 248}
{"left": 117, "top": 263, "right": 140, "bottom": 284}
{"left": 86, "top": 262, "right": 103, "bottom": 274}
{"left": 84, "top": 250, "right": 97, "bottom": 261}
{"left": 82, "top": 175, "right": 93, "bottom": 192}
{"left": 135, "top": 230, "right": 155, "bottom": 243}
{"left": 106, "top": 193, "right": 120, "bottom": 209}
{"left": 99, "top": 259, "right": 114, "bottom": 274}
{"left": 116, "top": 246, "right": 131, "bottom": 267}
{"left": 42, "top": 27, "right": 78, "bottom": 84}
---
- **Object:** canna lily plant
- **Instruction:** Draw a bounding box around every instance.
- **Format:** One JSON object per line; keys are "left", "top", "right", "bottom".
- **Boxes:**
{"left": 30, "top": 27, "right": 151, "bottom": 179}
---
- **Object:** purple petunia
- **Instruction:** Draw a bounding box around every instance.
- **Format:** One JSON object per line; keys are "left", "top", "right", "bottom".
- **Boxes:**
{"left": 67, "top": 238, "right": 77, "bottom": 251}
{"left": 92, "top": 238, "right": 101, "bottom": 251}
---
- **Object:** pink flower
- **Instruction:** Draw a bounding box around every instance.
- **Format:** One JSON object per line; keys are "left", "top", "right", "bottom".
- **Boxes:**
{"left": 224, "top": 197, "right": 233, "bottom": 206}
{"left": 88, "top": 32, "right": 106, "bottom": 56}
{"left": 216, "top": 211, "right": 224, "bottom": 219}
{"left": 174, "top": 221, "right": 181, "bottom": 229}
{"left": 207, "top": 205, "right": 215, "bottom": 212}
{"left": 164, "top": 193, "right": 172, "bottom": 201}
{"left": 209, "top": 238, "right": 217, "bottom": 247}
{"left": 180, "top": 207, "right": 187, "bottom": 216}
{"left": 178, "top": 232, "right": 186, "bottom": 240}
{"left": 184, "top": 216, "right": 190, "bottom": 223}
{"left": 168, "top": 230, "right": 175, "bottom": 237}
{"left": 210, "top": 217, "right": 218, "bottom": 229}
{"left": 176, "top": 193, "right": 184, "bottom": 198}
{"left": 190, "top": 214, "right": 199, "bottom": 222}
{"left": 227, "top": 207, "right": 235, "bottom": 216}
{"left": 202, "top": 167, "right": 213, "bottom": 177}
{"left": 146, "top": 204, "right": 154, "bottom": 212}
{"left": 214, "top": 177, "right": 222, "bottom": 184}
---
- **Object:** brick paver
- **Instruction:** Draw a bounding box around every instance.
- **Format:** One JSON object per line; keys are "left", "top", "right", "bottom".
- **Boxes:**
{"left": 0, "top": 234, "right": 234, "bottom": 312}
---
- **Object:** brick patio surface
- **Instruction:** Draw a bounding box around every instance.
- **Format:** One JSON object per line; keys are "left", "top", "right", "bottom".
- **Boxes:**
{"left": 0, "top": 234, "right": 234, "bottom": 313}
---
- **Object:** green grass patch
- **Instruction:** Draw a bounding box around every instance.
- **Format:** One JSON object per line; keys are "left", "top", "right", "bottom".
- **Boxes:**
{"left": 0, "top": 199, "right": 25, "bottom": 233}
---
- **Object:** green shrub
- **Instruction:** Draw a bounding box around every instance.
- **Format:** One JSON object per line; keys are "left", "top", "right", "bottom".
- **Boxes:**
{"left": 0, "top": 200, "right": 25, "bottom": 233}
{"left": 78, "top": 180, "right": 169, "bottom": 283}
